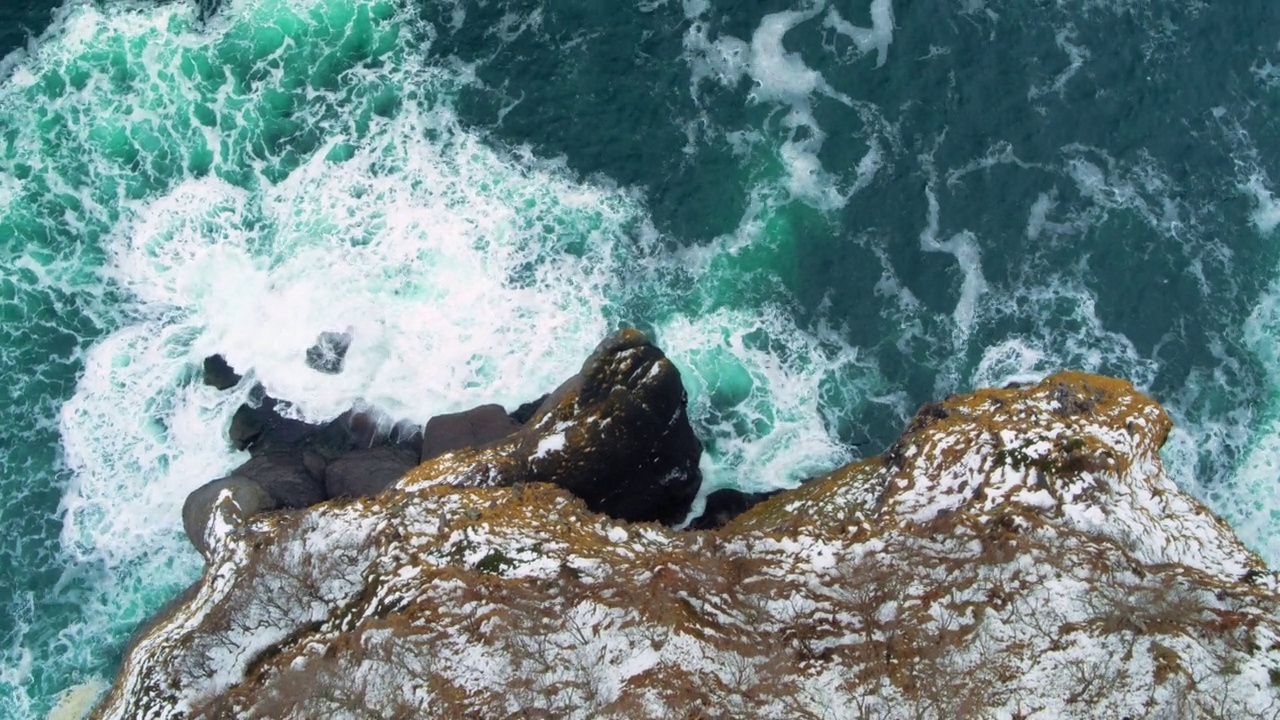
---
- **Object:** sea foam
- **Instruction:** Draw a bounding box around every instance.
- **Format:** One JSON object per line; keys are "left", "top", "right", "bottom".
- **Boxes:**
{"left": 0, "top": 0, "right": 881, "bottom": 713}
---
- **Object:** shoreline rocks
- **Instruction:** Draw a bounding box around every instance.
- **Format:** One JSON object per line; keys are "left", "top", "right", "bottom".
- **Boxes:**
{"left": 181, "top": 330, "right": 705, "bottom": 558}
{"left": 97, "top": 347, "right": 1280, "bottom": 719}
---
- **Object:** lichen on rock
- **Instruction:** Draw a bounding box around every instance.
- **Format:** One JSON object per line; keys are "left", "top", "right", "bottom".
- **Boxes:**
{"left": 92, "top": 354, "right": 1280, "bottom": 719}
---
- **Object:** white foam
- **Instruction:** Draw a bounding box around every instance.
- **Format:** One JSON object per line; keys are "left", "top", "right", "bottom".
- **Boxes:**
{"left": 682, "top": 4, "right": 860, "bottom": 210}
{"left": 1244, "top": 173, "right": 1280, "bottom": 235}
{"left": 1224, "top": 279, "right": 1280, "bottom": 562}
{"left": 1026, "top": 192, "right": 1056, "bottom": 240}
{"left": 45, "top": 679, "right": 106, "bottom": 720}
{"left": 1253, "top": 59, "right": 1280, "bottom": 90}
{"left": 1224, "top": 416, "right": 1280, "bottom": 563}
{"left": 919, "top": 177, "right": 988, "bottom": 348}
{"left": 59, "top": 323, "right": 247, "bottom": 570}
{"left": 0, "top": 593, "right": 34, "bottom": 715}
{"left": 822, "top": 1, "right": 896, "bottom": 68}
{"left": 40, "top": 7, "right": 907, "bottom": 712}
{"left": 748, "top": 9, "right": 847, "bottom": 106}
{"left": 972, "top": 340, "right": 1049, "bottom": 389}
{"left": 1028, "top": 26, "right": 1090, "bottom": 100}
{"left": 656, "top": 304, "right": 879, "bottom": 498}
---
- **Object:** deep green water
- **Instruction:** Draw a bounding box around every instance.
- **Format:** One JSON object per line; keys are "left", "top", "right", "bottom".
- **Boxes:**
{"left": 2, "top": 0, "right": 1279, "bottom": 715}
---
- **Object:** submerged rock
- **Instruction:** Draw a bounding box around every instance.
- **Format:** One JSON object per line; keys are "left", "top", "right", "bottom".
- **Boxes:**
{"left": 304, "top": 330, "right": 353, "bottom": 375}
{"left": 100, "top": 367, "right": 1280, "bottom": 720}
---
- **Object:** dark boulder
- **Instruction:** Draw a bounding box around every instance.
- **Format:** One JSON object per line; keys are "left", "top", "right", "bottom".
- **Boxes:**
{"left": 389, "top": 420, "right": 424, "bottom": 457}
{"left": 336, "top": 409, "right": 382, "bottom": 450}
{"left": 202, "top": 354, "right": 242, "bottom": 390}
{"left": 231, "top": 452, "right": 327, "bottom": 509}
{"left": 510, "top": 394, "right": 549, "bottom": 425}
{"left": 422, "top": 404, "right": 520, "bottom": 461}
{"left": 324, "top": 446, "right": 418, "bottom": 498}
{"left": 228, "top": 396, "right": 324, "bottom": 454}
{"left": 686, "top": 488, "right": 783, "bottom": 530}
{"left": 290, "top": 409, "right": 376, "bottom": 458}
{"left": 182, "top": 476, "right": 278, "bottom": 558}
{"left": 228, "top": 402, "right": 270, "bottom": 450}
{"left": 306, "top": 330, "right": 353, "bottom": 375}
{"left": 516, "top": 329, "right": 703, "bottom": 525}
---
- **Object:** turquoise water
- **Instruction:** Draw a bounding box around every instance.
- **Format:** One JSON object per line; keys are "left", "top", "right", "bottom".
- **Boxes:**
{"left": 2, "top": 0, "right": 1279, "bottom": 715}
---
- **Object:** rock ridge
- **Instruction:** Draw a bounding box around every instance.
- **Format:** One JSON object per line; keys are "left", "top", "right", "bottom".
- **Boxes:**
{"left": 91, "top": 350, "right": 1280, "bottom": 719}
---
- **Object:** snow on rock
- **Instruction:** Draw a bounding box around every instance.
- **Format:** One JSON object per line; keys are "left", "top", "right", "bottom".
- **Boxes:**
{"left": 92, "top": 372, "right": 1280, "bottom": 719}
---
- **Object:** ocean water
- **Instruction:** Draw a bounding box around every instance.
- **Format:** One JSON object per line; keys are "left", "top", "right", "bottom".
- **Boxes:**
{"left": 1, "top": 0, "right": 1278, "bottom": 715}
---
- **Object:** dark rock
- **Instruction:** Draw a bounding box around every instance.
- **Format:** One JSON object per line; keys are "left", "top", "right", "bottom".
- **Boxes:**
{"left": 1051, "top": 382, "right": 1097, "bottom": 416}
{"left": 228, "top": 403, "right": 268, "bottom": 450}
{"left": 517, "top": 329, "right": 703, "bottom": 525}
{"left": 306, "top": 330, "right": 353, "bottom": 375}
{"left": 228, "top": 396, "right": 324, "bottom": 454}
{"left": 324, "top": 446, "right": 418, "bottom": 498}
{"left": 182, "top": 476, "right": 278, "bottom": 558}
{"left": 192, "top": 329, "right": 702, "bottom": 558}
{"left": 301, "top": 450, "right": 328, "bottom": 480}
{"left": 905, "top": 401, "right": 950, "bottom": 434}
{"left": 296, "top": 410, "right": 372, "bottom": 459}
{"left": 510, "top": 394, "right": 549, "bottom": 425}
{"left": 342, "top": 409, "right": 382, "bottom": 449}
{"left": 423, "top": 404, "right": 520, "bottom": 461}
{"left": 389, "top": 420, "right": 424, "bottom": 457}
{"left": 202, "top": 354, "right": 242, "bottom": 390}
{"left": 232, "top": 452, "right": 327, "bottom": 509}
{"left": 686, "top": 488, "right": 783, "bottom": 531}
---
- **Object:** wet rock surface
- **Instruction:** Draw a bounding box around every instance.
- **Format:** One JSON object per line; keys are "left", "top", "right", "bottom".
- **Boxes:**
{"left": 304, "top": 330, "right": 352, "bottom": 375}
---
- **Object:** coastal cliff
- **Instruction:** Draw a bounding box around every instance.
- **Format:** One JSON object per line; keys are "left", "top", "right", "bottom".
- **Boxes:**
{"left": 89, "top": 336, "right": 1280, "bottom": 718}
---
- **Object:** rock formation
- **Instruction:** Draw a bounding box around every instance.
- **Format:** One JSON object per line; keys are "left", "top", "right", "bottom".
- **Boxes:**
{"left": 181, "top": 330, "right": 704, "bottom": 559}
{"left": 95, "top": 353, "right": 1280, "bottom": 718}
{"left": 304, "top": 329, "right": 353, "bottom": 375}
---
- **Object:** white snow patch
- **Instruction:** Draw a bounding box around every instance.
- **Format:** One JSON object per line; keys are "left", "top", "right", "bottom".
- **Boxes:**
{"left": 533, "top": 433, "right": 567, "bottom": 460}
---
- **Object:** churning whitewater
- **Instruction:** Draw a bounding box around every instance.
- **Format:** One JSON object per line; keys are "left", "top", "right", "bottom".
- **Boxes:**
{"left": 2, "top": 0, "right": 1280, "bottom": 716}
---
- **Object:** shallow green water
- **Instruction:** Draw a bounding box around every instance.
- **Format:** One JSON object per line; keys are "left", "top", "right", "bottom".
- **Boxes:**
{"left": 2, "top": 0, "right": 1279, "bottom": 716}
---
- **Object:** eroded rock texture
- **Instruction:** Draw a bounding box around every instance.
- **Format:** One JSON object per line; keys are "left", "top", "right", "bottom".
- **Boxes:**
{"left": 96, "top": 372, "right": 1280, "bottom": 719}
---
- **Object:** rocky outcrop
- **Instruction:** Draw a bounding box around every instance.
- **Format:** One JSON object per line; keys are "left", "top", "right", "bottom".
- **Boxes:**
{"left": 200, "top": 354, "right": 241, "bottom": 391}
{"left": 181, "top": 330, "right": 704, "bottom": 557}
{"left": 304, "top": 329, "right": 352, "bottom": 375}
{"left": 391, "top": 329, "right": 704, "bottom": 524}
{"left": 97, "top": 367, "right": 1280, "bottom": 719}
